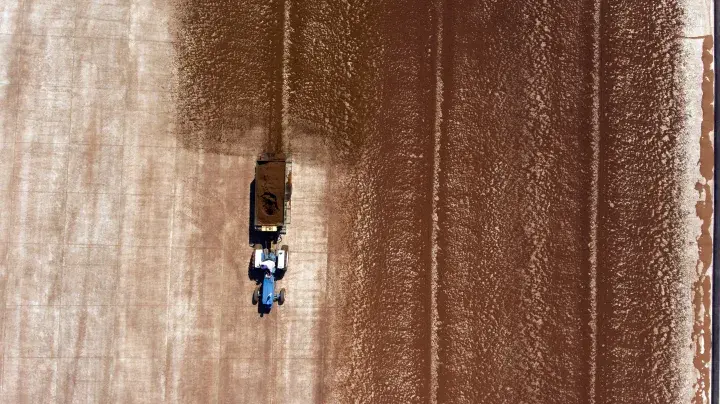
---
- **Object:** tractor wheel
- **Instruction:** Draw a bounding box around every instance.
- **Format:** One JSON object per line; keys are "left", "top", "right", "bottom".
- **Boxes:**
{"left": 251, "top": 286, "right": 260, "bottom": 305}
{"left": 281, "top": 245, "right": 289, "bottom": 271}
{"left": 278, "top": 288, "right": 286, "bottom": 305}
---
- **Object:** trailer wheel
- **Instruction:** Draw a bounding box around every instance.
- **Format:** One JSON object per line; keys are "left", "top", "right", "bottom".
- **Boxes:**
{"left": 281, "top": 245, "right": 289, "bottom": 272}
{"left": 252, "top": 286, "right": 260, "bottom": 305}
{"left": 278, "top": 288, "right": 286, "bottom": 305}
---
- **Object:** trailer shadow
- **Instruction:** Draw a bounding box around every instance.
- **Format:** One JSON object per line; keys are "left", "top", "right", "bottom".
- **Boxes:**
{"left": 173, "top": 0, "right": 286, "bottom": 156}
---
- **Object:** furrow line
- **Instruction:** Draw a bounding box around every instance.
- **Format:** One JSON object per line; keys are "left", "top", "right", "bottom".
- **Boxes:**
{"left": 282, "top": 0, "right": 292, "bottom": 141}
{"left": 589, "top": 0, "right": 602, "bottom": 402}
{"left": 429, "top": 0, "right": 444, "bottom": 402}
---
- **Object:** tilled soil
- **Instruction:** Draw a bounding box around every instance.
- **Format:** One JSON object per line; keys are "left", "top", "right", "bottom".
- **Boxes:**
{"left": 282, "top": 0, "right": 704, "bottom": 402}
{"left": 286, "top": 0, "right": 438, "bottom": 401}
{"left": 594, "top": 2, "right": 690, "bottom": 402}
{"left": 171, "top": 0, "right": 709, "bottom": 401}
{"left": 434, "top": 0, "right": 597, "bottom": 401}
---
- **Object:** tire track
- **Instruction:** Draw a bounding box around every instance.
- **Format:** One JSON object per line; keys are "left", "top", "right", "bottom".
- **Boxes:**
{"left": 589, "top": 0, "right": 602, "bottom": 400}
{"left": 429, "top": 0, "right": 444, "bottom": 401}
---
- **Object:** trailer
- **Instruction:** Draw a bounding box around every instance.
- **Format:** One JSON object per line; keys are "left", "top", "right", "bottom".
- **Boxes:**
{"left": 253, "top": 152, "right": 292, "bottom": 235}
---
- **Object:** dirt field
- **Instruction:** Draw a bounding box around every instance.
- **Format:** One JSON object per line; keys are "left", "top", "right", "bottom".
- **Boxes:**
{"left": 0, "top": 0, "right": 713, "bottom": 403}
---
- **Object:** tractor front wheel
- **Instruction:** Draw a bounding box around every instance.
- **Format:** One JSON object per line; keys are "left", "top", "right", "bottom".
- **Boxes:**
{"left": 278, "top": 288, "right": 286, "bottom": 305}
{"left": 252, "top": 286, "right": 260, "bottom": 305}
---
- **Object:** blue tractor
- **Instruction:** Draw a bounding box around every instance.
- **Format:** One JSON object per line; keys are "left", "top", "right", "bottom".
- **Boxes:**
{"left": 251, "top": 244, "right": 288, "bottom": 315}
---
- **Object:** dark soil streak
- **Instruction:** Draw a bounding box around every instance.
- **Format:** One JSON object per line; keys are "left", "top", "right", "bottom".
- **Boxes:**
{"left": 267, "top": 0, "right": 286, "bottom": 153}
{"left": 595, "top": 0, "right": 687, "bottom": 402}
{"left": 173, "top": 0, "right": 285, "bottom": 155}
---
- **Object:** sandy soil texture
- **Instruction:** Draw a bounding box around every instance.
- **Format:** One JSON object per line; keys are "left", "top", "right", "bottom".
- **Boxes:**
{"left": 0, "top": 0, "right": 713, "bottom": 403}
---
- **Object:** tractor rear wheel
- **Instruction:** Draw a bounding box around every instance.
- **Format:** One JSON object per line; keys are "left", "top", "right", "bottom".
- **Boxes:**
{"left": 252, "top": 286, "right": 260, "bottom": 305}
{"left": 278, "top": 288, "right": 286, "bottom": 305}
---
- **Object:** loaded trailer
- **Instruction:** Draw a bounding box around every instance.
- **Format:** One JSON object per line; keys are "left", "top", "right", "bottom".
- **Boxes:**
{"left": 253, "top": 152, "right": 292, "bottom": 235}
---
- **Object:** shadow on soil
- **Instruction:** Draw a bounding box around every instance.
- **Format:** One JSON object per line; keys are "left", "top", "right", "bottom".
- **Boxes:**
{"left": 173, "top": 0, "right": 285, "bottom": 155}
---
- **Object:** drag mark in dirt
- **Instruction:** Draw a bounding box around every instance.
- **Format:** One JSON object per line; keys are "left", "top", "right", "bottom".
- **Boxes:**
{"left": 265, "top": 0, "right": 288, "bottom": 153}
{"left": 429, "top": 1, "right": 445, "bottom": 402}
{"left": 691, "top": 34, "right": 713, "bottom": 404}
{"left": 589, "top": 0, "right": 602, "bottom": 401}
{"left": 280, "top": 0, "right": 291, "bottom": 151}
